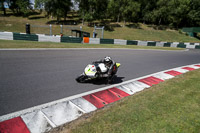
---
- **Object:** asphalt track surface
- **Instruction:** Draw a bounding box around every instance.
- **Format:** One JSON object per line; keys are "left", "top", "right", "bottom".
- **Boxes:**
{"left": 0, "top": 48, "right": 200, "bottom": 116}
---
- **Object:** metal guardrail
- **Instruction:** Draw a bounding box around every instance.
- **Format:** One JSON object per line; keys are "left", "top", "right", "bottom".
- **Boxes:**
{"left": 31, "top": 25, "right": 82, "bottom": 36}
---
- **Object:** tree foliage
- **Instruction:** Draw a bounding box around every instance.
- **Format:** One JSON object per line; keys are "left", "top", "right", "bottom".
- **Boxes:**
{"left": 35, "top": 0, "right": 72, "bottom": 21}
{"left": 1, "top": 0, "right": 6, "bottom": 15}
{"left": 75, "top": 0, "right": 108, "bottom": 25}
{"left": 8, "top": 0, "right": 32, "bottom": 16}
{"left": 3, "top": 0, "right": 200, "bottom": 27}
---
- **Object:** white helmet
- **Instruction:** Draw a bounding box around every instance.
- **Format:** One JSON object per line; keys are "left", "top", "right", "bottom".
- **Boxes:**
{"left": 104, "top": 56, "right": 112, "bottom": 64}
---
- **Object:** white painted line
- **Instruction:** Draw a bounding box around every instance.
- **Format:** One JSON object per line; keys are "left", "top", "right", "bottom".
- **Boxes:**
{"left": 0, "top": 48, "right": 188, "bottom": 52}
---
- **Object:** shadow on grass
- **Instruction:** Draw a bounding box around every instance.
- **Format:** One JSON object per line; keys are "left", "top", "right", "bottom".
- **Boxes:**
{"left": 0, "top": 11, "right": 41, "bottom": 18}
{"left": 87, "top": 21, "right": 122, "bottom": 32}
{"left": 147, "top": 25, "right": 175, "bottom": 30}
{"left": 104, "top": 24, "right": 122, "bottom": 31}
{"left": 46, "top": 20, "right": 81, "bottom": 25}
{"left": 28, "top": 16, "right": 46, "bottom": 20}
{"left": 126, "top": 23, "right": 142, "bottom": 29}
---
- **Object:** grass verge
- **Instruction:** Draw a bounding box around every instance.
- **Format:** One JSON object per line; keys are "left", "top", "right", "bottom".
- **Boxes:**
{"left": 49, "top": 69, "right": 200, "bottom": 133}
{"left": 0, "top": 40, "right": 183, "bottom": 51}
{"left": 1, "top": 12, "right": 200, "bottom": 43}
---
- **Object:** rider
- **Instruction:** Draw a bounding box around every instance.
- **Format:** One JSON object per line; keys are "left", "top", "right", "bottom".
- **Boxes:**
{"left": 93, "top": 56, "right": 117, "bottom": 82}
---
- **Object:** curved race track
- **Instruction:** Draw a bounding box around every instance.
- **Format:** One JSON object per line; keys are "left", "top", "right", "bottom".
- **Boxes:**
{"left": 0, "top": 48, "right": 200, "bottom": 116}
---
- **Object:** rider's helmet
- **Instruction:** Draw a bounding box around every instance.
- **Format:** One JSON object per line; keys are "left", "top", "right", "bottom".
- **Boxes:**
{"left": 104, "top": 56, "right": 112, "bottom": 64}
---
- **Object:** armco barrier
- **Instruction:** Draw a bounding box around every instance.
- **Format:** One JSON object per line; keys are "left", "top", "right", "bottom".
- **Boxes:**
{"left": 61, "top": 36, "right": 83, "bottom": 43}
{"left": 0, "top": 31, "right": 200, "bottom": 49}
{"left": 171, "top": 42, "right": 179, "bottom": 47}
{"left": 0, "top": 32, "right": 13, "bottom": 40}
{"left": 147, "top": 41, "right": 156, "bottom": 46}
{"left": 89, "top": 38, "right": 100, "bottom": 44}
{"left": 127, "top": 40, "right": 138, "bottom": 45}
{"left": 156, "top": 42, "right": 165, "bottom": 47}
{"left": 185, "top": 43, "right": 195, "bottom": 49}
{"left": 164, "top": 42, "right": 171, "bottom": 47}
{"left": 138, "top": 41, "right": 148, "bottom": 46}
{"left": 177, "top": 42, "right": 186, "bottom": 48}
{"left": 114, "top": 39, "right": 127, "bottom": 45}
{"left": 38, "top": 34, "right": 60, "bottom": 42}
{"left": 100, "top": 38, "right": 114, "bottom": 44}
{"left": 195, "top": 45, "right": 200, "bottom": 49}
{"left": 156, "top": 42, "right": 171, "bottom": 47}
{"left": 13, "top": 33, "right": 38, "bottom": 41}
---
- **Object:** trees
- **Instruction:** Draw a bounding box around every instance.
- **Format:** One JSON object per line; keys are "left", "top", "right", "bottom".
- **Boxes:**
{"left": 3, "top": 0, "right": 199, "bottom": 28}
{"left": 120, "top": 0, "right": 140, "bottom": 25}
{"left": 108, "top": 0, "right": 140, "bottom": 25}
{"left": 188, "top": 0, "right": 200, "bottom": 26}
{"left": 108, "top": 0, "right": 121, "bottom": 23}
{"left": 35, "top": 0, "right": 45, "bottom": 9}
{"left": 76, "top": 0, "right": 108, "bottom": 25}
{"left": 8, "top": 0, "right": 32, "bottom": 16}
{"left": 35, "top": 0, "right": 72, "bottom": 22}
{"left": 0, "top": 0, "right": 6, "bottom": 15}
{"left": 44, "top": 0, "right": 72, "bottom": 21}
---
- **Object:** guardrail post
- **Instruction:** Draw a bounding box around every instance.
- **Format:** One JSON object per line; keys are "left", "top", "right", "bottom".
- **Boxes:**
{"left": 102, "top": 26, "right": 104, "bottom": 39}
{"left": 60, "top": 25, "right": 63, "bottom": 34}
{"left": 80, "top": 26, "right": 82, "bottom": 32}
{"left": 50, "top": 24, "right": 52, "bottom": 36}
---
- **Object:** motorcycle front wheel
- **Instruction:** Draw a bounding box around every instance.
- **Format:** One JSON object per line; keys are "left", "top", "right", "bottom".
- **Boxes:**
{"left": 76, "top": 75, "right": 87, "bottom": 83}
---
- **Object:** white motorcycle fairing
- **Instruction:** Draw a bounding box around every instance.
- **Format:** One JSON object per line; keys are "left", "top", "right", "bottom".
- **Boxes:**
{"left": 84, "top": 64, "right": 96, "bottom": 77}
{"left": 98, "top": 63, "right": 108, "bottom": 73}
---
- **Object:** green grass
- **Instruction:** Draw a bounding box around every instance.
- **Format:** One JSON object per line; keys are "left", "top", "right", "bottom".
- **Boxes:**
{"left": 0, "top": 40, "right": 183, "bottom": 50}
{"left": 51, "top": 69, "right": 200, "bottom": 133}
{"left": 103, "top": 25, "right": 199, "bottom": 43}
{"left": 1, "top": 11, "right": 200, "bottom": 43}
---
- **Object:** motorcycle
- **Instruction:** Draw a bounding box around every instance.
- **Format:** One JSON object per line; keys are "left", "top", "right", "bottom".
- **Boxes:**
{"left": 76, "top": 62, "right": 121, "bottom": 83}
